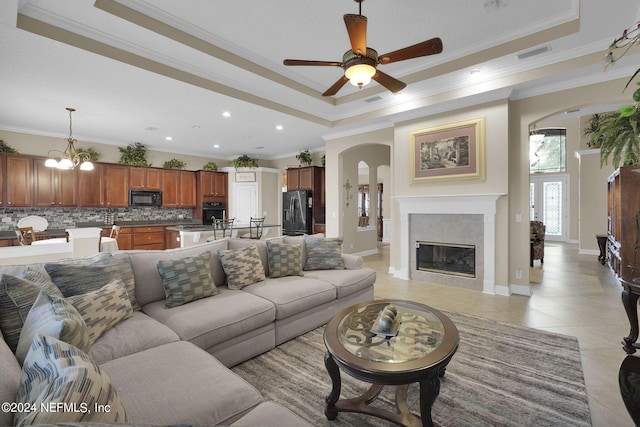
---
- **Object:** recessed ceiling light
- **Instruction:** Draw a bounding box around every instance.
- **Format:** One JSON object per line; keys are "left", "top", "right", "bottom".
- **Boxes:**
{"left": 165, "top": 136, "right": 172, "bottom": 141}
{"left": 192, "top": 125, "right": 200, "bottom": 129}
{"left": 213, "top": 144, "right": 220, "bottom": 148}
{"left": 276, "top": 125, "right": 283, "bottom": 130}
{"left": 222, "top": 111, "right": 231, "bottom": 118}
{"left": 470, "top": 68, "right": 482, "bottom": 75}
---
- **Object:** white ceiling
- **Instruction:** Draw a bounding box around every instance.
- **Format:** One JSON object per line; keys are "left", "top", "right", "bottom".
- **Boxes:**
{"left": 1, "top": 0, "right": 639, "bottom": 160}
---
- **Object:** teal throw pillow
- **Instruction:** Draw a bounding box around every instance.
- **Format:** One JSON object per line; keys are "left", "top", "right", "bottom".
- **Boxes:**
{"left": 157, "top": 252, "right": 219, "bottom": 308}
{"left": 303, "top": 236, "right": 345, "bottom": 271}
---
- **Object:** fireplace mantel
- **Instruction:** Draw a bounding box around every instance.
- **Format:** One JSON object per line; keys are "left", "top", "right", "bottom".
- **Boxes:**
{"left": 394, "top": 194, "right": 505, "bottom": 294}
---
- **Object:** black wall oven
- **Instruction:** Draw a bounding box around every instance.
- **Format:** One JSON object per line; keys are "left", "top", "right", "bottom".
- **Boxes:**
{"left": 202, "top": 201, "right": 226, "bottom": 225}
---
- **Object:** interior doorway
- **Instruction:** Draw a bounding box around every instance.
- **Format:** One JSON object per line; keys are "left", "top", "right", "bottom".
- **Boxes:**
{"left": 530, "top": 174, "right": 569, "bottom": 241}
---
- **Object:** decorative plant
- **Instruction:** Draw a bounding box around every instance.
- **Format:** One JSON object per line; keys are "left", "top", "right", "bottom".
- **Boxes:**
{"left": 231, "top": 154, "right": 258, "bottom": 169}
{"left": 202, "top": 161, "right": 218, "bottom": 171}
{"left": 592, "top": 110, "right": 640, "bottom": 167}
{"left": 583, "top": 114, "right": 605, "bottom": 148}
{"left": 118, "top": 142, "right": 150, "bottom": 166}
{"left": 321, "top": 154, "right": 326, "bottom": 166}
{"left": 296, "top": 149, "right": 313, "bottom": 166}
{"left": 75, "top": 147, "right": 101, "bottom": 161}
{"left": 0, "top": 139, "right": 18, "bottom": 153}
{"left": 162, "top": 158, "right": 187, "bottom": 169}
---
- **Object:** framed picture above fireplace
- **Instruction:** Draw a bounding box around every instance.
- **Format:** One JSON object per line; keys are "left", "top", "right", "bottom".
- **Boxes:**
{"left": 410, "top": 117, "right": 485, "bottom": 183}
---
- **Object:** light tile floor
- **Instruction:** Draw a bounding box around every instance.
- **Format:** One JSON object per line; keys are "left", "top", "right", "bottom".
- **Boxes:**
{"left": 364, "top": 241, "right": 635, "bottom": 427}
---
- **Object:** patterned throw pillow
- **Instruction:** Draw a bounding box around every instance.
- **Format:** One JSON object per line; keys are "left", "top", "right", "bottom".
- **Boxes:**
{"left": 66, "top": 279, "right": 133, "bottom": 344}
{"left": 303, "top": 236, "right": 345, "bottom": 271}
{"left": 266, "top": 241, "right": 303, "bottom": 278}
{"left": 217, "top": 245, "right": 266, "bottom": 289}
{"left": 156, "top": 252, "right": 219, "bottom": 308}
{"left": 15, "top": 334, "right": 127, "bottom": 426}
{"left": 19, "top": 267, "right": 64, "bottom": 298}
{"left": 45, "top": 253, "right": 140, "bottom": 311}
{"left": 0, "top": 272, "right": 66, "bottom": 353}
{"left": 15, "top": 291, "right": 92, "bottom": 366}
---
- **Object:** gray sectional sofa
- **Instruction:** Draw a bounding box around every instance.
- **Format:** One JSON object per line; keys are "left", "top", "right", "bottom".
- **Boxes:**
{"left": 0, "top": 234, "right": 376, "bottom": 426}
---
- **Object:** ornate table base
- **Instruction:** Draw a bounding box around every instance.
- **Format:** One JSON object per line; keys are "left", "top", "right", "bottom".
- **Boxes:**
{"left": 324, "top": 352, "right": 447, "bottom": 427}
{"left": 621, "top": 279, "right": 640, "bottom": 354}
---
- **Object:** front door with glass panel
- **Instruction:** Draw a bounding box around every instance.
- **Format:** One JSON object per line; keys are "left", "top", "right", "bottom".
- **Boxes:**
{"left": 530, "top": 174, "right": 568, "bottom": 241}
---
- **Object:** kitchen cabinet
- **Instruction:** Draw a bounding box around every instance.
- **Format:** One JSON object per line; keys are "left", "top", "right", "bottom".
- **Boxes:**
{"left": 78, "top": 163, "right": 105, "bottom": 207}
{"left": 163, "top": 170, "right": 196, "bottom": 207}
{"left": 130, "top": 166, "right": 162, "bottom": 190}
{"left": 102, "top": 226, "right": 132, "bottom": 250}
{"left": 33, "top": 159, "right": 78, "bottom": 207}
{"left": 165, "top": 229, "right": 181, "bottom": 249}
{"left": 104, "top": 164, "right": 130, "bottom": 207}
{"left": 6, "top": 154, "right": 32, "bottom": 207}
{"left": 132, "top": 226, "right": 165, "bottom": 250}
{"left": 198, "top": 171, "right": 227, "bottom": 199}
{"left": 0, "top": 154, "right": 4, "bottom": 207}
{"left": 607, "top": 166, "right": 640, "bottom": 281}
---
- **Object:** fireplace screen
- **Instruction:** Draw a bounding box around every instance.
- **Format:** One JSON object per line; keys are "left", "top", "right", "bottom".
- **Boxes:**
{"left": 416, "top": 241, "right": 476, "bottom": 278}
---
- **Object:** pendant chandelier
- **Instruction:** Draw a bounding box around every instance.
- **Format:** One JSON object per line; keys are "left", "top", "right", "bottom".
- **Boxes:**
{"left": 45, "top": 108, "right": 94, "bottom": 171}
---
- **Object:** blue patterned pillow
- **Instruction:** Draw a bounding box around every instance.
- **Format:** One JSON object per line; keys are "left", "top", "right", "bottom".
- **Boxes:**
{"left": 15, "top": 291, "right": 91, "bottom": 366}
{"left": 217, "top": 245, "right": 266, "bottom": 289}
{"left": 303, "top": 236, "right": 345, "bottom": 271}
{"left": 266, "top": 241, "right": 303, "bottom": 278}
{"left": 15, "top": 334, "right": 127, "bottom": 425}
{"left": 157, "top": 251, "right": 219, "bottom": 308}
{"left": 65, "top": 279, "right": 133, "bottom": 344}
{"left": 45, "top": 253, "right": 139, "bottom": 311}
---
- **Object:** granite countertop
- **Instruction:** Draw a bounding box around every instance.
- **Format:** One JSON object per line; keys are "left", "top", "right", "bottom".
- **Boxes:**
{"left": 0, "top": 219, "right": 203, "bottom": 240}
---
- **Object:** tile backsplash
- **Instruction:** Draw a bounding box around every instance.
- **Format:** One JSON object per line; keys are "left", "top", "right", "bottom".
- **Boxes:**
{"left": 0, "top": 207, "right": 194, "bottom": 231}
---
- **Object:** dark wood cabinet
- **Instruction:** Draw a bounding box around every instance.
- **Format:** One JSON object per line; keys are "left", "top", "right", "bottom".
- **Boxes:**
{"left": 0, "top": 154, "right": 5, "bottom": 207}
{"left": 33, "top": 159, "right": 78, "bottom": 207}
{"left": 199, "top": 171, "right": 227, "bottom": 198}
{"left": 78, "top": 163, "right": 105, "bottom": 207}
{"left": 130, "top": 166, "right": 162, "bottom": 190}
{"left": 608, "top": 166, "right": 640, "bottom": 281}
{"left": 104, "top": 164, "right": 130, "bottom": 207}
{"left": 6, "top": 154, "right": 32, "bottom": 207}
{"left": 132, "top": 226, "right": 165, "bottom": 250}
{"left": 162, "top": 170, "right": 196, "bottom": 207}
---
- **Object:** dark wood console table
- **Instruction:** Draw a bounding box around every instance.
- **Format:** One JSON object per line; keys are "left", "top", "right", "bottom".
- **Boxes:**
{"left": 621, "top": 278, "right": 640, "bottom": 354}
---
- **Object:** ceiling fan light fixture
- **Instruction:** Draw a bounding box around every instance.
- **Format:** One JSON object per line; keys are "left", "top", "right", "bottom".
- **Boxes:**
{"left": 345, "top": 63, "right": 376, "bottom": 87}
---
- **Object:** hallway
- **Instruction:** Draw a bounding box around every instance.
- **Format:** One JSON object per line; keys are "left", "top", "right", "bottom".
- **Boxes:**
{"left": 364, "top": 241, "right": 633, "bottom": 426}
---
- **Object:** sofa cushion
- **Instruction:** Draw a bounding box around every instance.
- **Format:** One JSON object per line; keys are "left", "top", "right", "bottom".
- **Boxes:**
{"left": 15, "top": 291, "right": 92, "bottom": 366}
{"left": 303, "top": 235, "right": 345, "bottom": 270}
{"left": 127, "top": 239, "right": 229, "bottom": 307}
{"left": 91, "top": 311, "right": 180, "bottom": 364}
{"left": 157, "top": 251, "right": 219, "bottom": 308}
{"left": 143, "top": 287, "right": 275, "bottom": 351}
{"left": 0, "top": 272, "right": 67, "bottom": 353}
{"left": 241, "top": 277, "right": 336, "bottom": 320}
{"left": 218, "top": 245, "right": 266, "bottom": 289}
{"left": 66, "top": 279, "right": 134, "bottom": 344}
{"left": 229, "top": 237, "right": 283, "bottom": 277}
{"left": 45, "top": 253, "right": 139, "bottom": 311}
{"left": 0, "top": 330, "right": 21, "bottom": 427}
{"left": 304, "top": 267, "right": 377, "bottom": 298}
{"left": 231, "top": 401, "right": 314, "bottom": 427}
{"left": 15, "top": 334, "right": 127, "bottom": 426}
{"left": 100, "top": 341, "right": 263, "bottom": 426}
{"left": 266, "top": 240, "right": 303, "bottom": 278}
{"left": 283, "top": 233, "right": 324, "bottom": 267}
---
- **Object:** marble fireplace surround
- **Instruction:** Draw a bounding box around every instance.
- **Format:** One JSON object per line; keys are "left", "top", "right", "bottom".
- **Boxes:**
{"left": 394, "top": 194, "right": 504, "bottom": 294}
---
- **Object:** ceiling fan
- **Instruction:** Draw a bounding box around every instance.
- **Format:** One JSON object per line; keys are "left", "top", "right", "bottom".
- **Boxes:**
{"left": 283, "top": 0, "right": 443, "bottom": 96}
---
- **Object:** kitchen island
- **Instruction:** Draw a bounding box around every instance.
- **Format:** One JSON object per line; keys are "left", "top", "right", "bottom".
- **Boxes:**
{"left": 167, "top": 224, "right": 282, "bottom": 247}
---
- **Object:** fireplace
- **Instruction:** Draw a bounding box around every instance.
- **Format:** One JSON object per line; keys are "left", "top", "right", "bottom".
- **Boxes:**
{"left": 416, "top": 241, "right": 475, "bottom": 278}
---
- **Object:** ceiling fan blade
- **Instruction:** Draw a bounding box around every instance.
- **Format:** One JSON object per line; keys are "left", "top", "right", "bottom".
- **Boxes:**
{"left": 372, "top": 70, "right": 407, "bottom": 93}
{"left": 378, "top": 37, "right": 443, "bottom": 64}
{"left": 322, "top": 76, "right": 350, "bottom": 96}
{"left": 283, "top": 59, "right": 342, "bottom": 67}
{"left": 344, "top": 14, "right": 367, "bottom": 55}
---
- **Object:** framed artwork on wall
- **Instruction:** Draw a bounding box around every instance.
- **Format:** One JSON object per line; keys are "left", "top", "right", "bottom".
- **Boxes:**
{"left": 235, "top": 171, "right": 256, "bottom": 182}
{"left": 410, "top": 117, "right": 485, "bottom": 183}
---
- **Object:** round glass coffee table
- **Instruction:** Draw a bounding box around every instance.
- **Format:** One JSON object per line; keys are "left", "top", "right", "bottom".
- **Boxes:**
{"left": 323, "top": 300, "right": 459, "bottom": 427}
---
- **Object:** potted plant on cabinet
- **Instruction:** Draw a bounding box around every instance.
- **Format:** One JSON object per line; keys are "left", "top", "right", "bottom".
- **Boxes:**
{"left": 202, "top": 161, "right": 218, "bottom": 171}
{"left": 296, "top": 149, "right": 313, "bottom": 167}
{"left": 118, "top": 142, "right": 150, "bottom": 166}
{"left": 0, "top": 140, "right": 18, "bottom": 153}
{"left": 583, "top": 113, "right": 605, "bottom": 148}
{"left": 593, "top": 110, "right": 640, "bottom": 167}
{"left": 162, "top": 158, "right": 187, "bottom": 169}
{"left": 231, "top": 154, "right": 258, "bottom": 169}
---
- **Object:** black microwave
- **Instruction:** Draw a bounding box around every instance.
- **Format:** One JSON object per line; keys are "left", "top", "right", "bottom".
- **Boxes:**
{"left": 129, "top": 190, "right": 162, "bottom": 207}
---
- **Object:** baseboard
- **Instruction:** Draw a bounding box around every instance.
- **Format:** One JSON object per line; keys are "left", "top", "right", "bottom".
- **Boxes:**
{"left": 509, "top": 284, "right": 532, "bottom": 296}
{"left": 578, "top": 248, "right": 600, "bottom": 256}
{"left": 353, "top": 248, "right": 378, "bottom": 257}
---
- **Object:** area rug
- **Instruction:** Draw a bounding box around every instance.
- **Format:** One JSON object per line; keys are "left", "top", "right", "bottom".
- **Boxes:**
{"left": 232, "top": 310, "right": 591, "bottom": 427}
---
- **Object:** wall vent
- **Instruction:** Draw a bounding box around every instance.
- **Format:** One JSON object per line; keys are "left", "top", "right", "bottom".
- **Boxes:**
{"left": 364, "top": 95, "right": 383, "bottom": 103}
{"left": 517, "top": 45, "right": 549, "bottom": 60}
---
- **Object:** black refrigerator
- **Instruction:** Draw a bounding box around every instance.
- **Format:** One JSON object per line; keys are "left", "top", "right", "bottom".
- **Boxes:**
{"left": 283, "top": 190, "right": 313, "bottom": 235}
